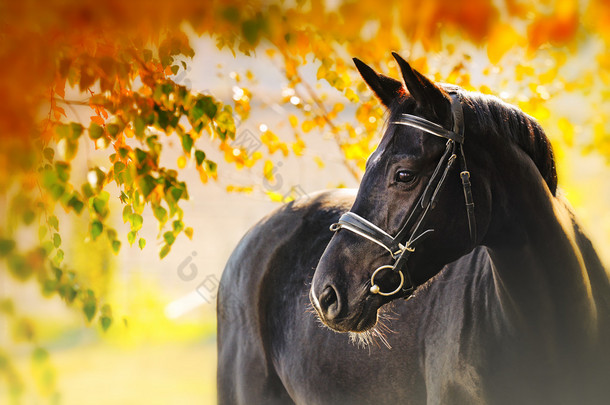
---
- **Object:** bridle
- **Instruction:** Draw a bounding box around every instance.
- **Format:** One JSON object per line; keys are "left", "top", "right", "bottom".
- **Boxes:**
{"left": 329, "top": 91, "right": 476, "bottom": 297}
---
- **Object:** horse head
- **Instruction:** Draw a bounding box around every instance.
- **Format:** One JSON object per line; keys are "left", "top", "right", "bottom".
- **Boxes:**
{"left": 310, "top": 53, "right": 499, "bottom": 333}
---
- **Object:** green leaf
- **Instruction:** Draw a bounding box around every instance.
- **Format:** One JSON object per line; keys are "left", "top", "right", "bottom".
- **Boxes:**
{"left": 156, "top": 109, "right": 170, "bottom": 129}
{"left": 91, "top": 220, "right": 103, "bottom": 240}
{"left": 106, "top": 124, "right": 120, "bottom": 138}
{"left": 42, "top": 279, "right": 57, "bottom": 296}
{"left": 127, "top": 231, "right": 137, "bottom": 245}
{"left": 49, "top": 184, "right": 66, "bottom": 200}
{"left": 56, "top": 124, "right": 71, "bottom": 138}
{"left": 54, "top": 249, "right": 64, "bottom": 265}
{"left": 42, "top": 241, "right": 54, "bottom": 254}
{"left": 159, "top": 244, "right": 171, "bottom": 259}
{"left": 122, "top": 205, "right": 133, "bottom": 223}
{"left": 53, "top": 233, "right": 61, "bottom": 248}
{"left": 153, "top": 206, "right": 168, "bottom": 223}
{"left": 68, "top": 194, "right": 84, "bottom": 214}
{"left": 38, "top": 226, "right": 47, "bottom": 241}
{"left": 83, "top": 297, "right": 97, "bottom": 322}
{"left": 98, "top": 190, "right": 110, "bottom": 203}
{"left": 100, "top": 316, "right": 112, "bottom": 332}
{"left": 55, "top": 162, "right": 70, "bottom": 182}
{"left": 206, "top": 160, "right": 217, "bottom": 173}
{"left": 222, "top": 6, "right": 240, "bottom": 22}
{"left": 111, "top": 240, "right": 121, "bottom": 253}
{"left": 32, "top": 347, "right": 49, "bottom": 363}
{"left": 114, "top": 161, "right": 126, "bottom": 173}
{"left": 7, "top": 254, "right": 32, "bottom": 280}
{"left": 89, "top": 123, "right": 104, "bottom": 140}
{"left": 138, "top": 238, "right": 146, "bottom": 249}
{"left": 195, "top": 150, "right": 205, "bottom": 166}
{"left": 49, "top": 215, "right": 59, "bottom": 230}
{"left": 242, "top": 19, "right": 261, "bottom": 45}
{"left": 170, "top": 186, "right": 183, "bottom": 201}
{"left": 137, "top": 175, "right": 156, "bottom": 197}
{"left": 199, "top": 96, "right": 217, "bottom": 119}
{"left": 180, "top": 133, "right": 194, "bottom": 154}
{"left": 135, "top": 148, "right": 148, "bottom": 164}
{"left": 70, "top": 122, "right": 83, "bottom": 139}
{"left": 22, "top": 210, "right": 35, "bottom": 225}
{"left": 172, "top": 220, "right": 184, "bottom": 233}
{"left": 163, "top": 231, "right": 176, "bottom": 246}
{"left": 0, "top": 239, "right": 16, "bottom": 257}
{"left": 118, "top": 147, "right": 130, "bottom": 159}
{"left": 106, "top": 228, "right": 118, "bottom": 241}
{"left": 134, "top": 116, "right": 145, "bottom": 137}
{"left": 82, "top": 183, "right": 94, "bottom": 199}
{"left": 130, "top": 214, "right": 143, "bottom": 231}
{"left": 92, "top": 198, "right": 106, "bottom": 215}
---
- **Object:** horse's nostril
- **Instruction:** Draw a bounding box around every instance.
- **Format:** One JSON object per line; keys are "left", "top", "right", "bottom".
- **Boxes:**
{"left": 319, "top": 285, "right": 340, "bottom": 320}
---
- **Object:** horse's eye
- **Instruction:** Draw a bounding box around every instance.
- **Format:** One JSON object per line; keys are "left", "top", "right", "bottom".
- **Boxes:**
{"left": 395, "top": 170, "right": 416, "bottom": 184}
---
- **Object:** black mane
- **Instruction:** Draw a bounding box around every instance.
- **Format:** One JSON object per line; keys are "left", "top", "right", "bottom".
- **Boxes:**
{"left": 462, "top": 90, "right": 558, "bottom": 195}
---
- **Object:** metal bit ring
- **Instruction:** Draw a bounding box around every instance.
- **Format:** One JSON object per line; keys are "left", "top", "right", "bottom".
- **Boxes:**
{"left": 370, "top": 265, "right": 404, "bottom": 296}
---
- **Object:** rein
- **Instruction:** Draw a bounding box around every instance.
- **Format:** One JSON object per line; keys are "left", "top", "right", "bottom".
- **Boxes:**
{"left": 329, "top": 92, "right": 476, "bottom": 297}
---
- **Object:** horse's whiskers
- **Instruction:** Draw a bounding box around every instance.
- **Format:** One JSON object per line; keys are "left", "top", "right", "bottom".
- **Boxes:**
{"left": 348, "top": 312, "right": 395, "bottom": 350}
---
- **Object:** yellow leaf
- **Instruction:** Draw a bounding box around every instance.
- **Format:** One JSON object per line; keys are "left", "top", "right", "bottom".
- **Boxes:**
{"left": 487, "top": 24, "right": 523, "bottom": 64}
{"left": 263, "top": 160, "right": 274, "bottom": 181}
{"left": 124, "top": 125, "right": 134, "bottom": 138}
{"left": 314, "top": 156, "right": 325, "bottom": 168}
{"left": 292, "top": 136, "right": 306, "bottom": 156}
{"left": 302, "top": 120, "right": 314, "bottom": 133}
{"left": 266, "top": 191, "right": 284, "bottom": 202}
{"left": 289, "top": 115, "right": 298, "bottom": 128}
{"left": 345, "top": 88, "right": 359, "bottom": 103}
{"left": 177, "top": 156, "right": 187, "bottom": 169}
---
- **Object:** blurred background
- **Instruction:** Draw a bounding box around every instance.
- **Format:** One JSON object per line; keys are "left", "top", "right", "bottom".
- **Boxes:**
{"left": 2, "top": 1, "right": 610, "bottom": 403}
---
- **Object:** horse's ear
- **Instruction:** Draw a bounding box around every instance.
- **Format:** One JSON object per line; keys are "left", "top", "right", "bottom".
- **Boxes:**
{"left": 353, "top": 57, "right": 404, "bottom": 108}
{"left": 391, "top": 52, "right": 450, "bottom": 119}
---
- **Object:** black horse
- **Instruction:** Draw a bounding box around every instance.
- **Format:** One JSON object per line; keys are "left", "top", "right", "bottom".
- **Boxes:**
{"left": 217, "top": 53, "right": 610, "bottom": 404}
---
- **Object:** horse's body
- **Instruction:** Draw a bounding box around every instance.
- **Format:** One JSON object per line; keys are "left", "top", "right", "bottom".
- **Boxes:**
{"left": 218, "top": 190, "right": 609, "bottom": 404}
{"left": 218, "top": 54, "right": 610, "bottom": 404}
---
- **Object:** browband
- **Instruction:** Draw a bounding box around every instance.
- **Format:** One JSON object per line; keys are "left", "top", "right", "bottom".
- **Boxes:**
{"left": 392, "top": 90, "right": 465, "bottom": 144}
{"left": 392, "top": 114, "right": 464, "bottom": 143}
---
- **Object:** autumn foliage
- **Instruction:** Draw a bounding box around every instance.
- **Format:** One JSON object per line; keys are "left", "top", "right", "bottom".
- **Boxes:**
{"left": 2, "top": 0, "right": 610, "bottom": 401}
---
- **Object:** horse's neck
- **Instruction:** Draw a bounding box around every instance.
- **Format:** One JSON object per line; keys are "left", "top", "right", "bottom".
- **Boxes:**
{"left": 483, "top": 146, "right": 600, "bottom": 342}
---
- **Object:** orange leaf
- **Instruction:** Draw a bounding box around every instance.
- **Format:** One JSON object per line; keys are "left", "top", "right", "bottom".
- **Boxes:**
{"left": 54, "top": 106, "right": 67, "bottom": 118}
{"left": 91, "top": 116, "right": 105, "bottom": 125}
